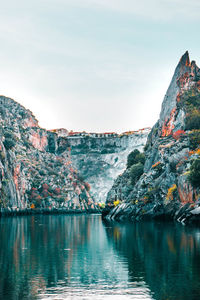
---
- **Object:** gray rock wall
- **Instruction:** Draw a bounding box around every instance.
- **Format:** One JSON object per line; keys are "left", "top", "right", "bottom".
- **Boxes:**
{"left": 68, "top": 131, "right": 150, "bottom": 202}
{"left": 0, "top": 96, "right": 98, "bottom": 212}
{"left": 104, "top": 52, "right": 200, "bottom": 224}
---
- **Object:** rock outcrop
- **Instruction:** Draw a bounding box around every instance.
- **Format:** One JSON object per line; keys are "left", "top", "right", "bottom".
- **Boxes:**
{"left": 0, "top": 97, "right": 98, "bottom": 214}
{"left": 105, "top": 52, "right": 200, "bottom": 224}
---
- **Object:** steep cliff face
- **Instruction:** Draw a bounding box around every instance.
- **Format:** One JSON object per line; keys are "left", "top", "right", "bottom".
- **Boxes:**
{"left": 105, "top": 52, "right": 200, "bottom": 224}
{"left": 55, "top": 130, "right": 150, "bottom": 202}
{"left": 0, "top": 97, "right": 97, "bottom": 213}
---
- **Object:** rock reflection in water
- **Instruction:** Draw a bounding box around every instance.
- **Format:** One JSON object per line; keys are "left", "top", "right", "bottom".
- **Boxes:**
{"left": 103, "top": 220, "right": 200, "bottom": 300}
{"left": 1, "top": 215, "right": 200, "bottom": 300}
{"left": 0, "top": 215, "right": 152, "bottom": 300}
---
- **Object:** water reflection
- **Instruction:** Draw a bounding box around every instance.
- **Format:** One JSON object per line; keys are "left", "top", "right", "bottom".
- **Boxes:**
{"left": 0, "top": 215, "right": 152, "bottom": 299}
{"left": 104, "top": 220, "right": 200, "bottom": 300}
{"left": 0, "top": 215, "right": 200, "bottom": 299}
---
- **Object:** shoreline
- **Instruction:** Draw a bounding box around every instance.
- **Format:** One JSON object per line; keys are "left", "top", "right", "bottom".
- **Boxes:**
{"left": 0, "top": 208, "right": 102, "bottom": 217}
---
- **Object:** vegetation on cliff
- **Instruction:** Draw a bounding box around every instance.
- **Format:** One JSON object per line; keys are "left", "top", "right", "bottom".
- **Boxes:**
{"left": 189, "top": 159, "right": 200, "bottom": 188}
{"left": 178, "top": 87, "right": 200, "bottom": 130}
{"left": 0, "top": 97, "right": 97, "bottom": 212}
{"left": 105, "top": 52, "right": 200, "bottom": 224}
{"left": 127, "top": 149, "right": 145, "bottom": 168}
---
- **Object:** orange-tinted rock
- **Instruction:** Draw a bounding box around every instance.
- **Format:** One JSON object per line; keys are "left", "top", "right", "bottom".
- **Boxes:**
{"left": 29, "top": 132, "right": 48, "bottom": 151}
{"left": 24, "top": 117, "right": 38, "bottom": 128}
{"left": 178, "top": 184, "right": 194, "bottom": 204}
{"left": 172, "top": 130, "right": 185, "bottom": 140}
{"left": 0, "top": 96, "right": 99, "bottom": 211}
{"left": 176, "top": 72, "right": 190, "bottom": 89}
{"left": 13, "top": 165, "right": 20, "bottom": 191}
{"left": 161, "top": 108, "right": 176, "bottom": 137}
{"left": 176, "top": 92, "right": 181, "bottom": 103}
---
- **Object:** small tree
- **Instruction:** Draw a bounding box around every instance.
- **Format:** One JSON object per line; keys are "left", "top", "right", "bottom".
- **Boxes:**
{"left": 185, "top": 111, "right": 200, "bottom": 130}
{"left": 4, "top": 138, "right": 16, "bottom": 150}
{"left": 130, "top": 162, "right": 144, "bottom": 185}
{"left": 189, "top": 159, "right": 200, "bottom": 188}
{"left": 3, "top": 131, "right": 16, "bottom": 150}
{"left": 127, "top": 150, "right": 145, "bottom": 168}
{"left": 189, "top": 130, "right": 200, "bottom": 150}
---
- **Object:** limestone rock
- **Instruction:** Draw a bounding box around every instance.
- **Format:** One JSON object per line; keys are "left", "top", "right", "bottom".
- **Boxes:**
{"left": 0, "top": 97, "right": 98, "bottom": 212}
{"left": 105, "top": 52, "right": 200, "bottom": 224}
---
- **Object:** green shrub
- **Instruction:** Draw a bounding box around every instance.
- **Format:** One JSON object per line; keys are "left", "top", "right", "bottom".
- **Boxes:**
{"left": 130, "top": 162, "right": 144, "bottom": 185}
{"left": 4, "top": 131, "right": 14, "bottom": 139}
{"left": 48, "top": 133, "right": 56, "bottom": 153}
{"left": 188, "top": 158, "right": 200, "bottom": 187}
{"left": 101, "top": 149, "right": 109, "bottom": 154}
{"left": 3, "top": 131, "right": 17, "bottom": 150}
{"left": 189, "top": 130, "right": 200, "bottom": 150}
{"left": 136, "top": 153, "right": 145, "bottom": 164}
{"left": 39, "top": 169, "right": 46, "bottom": 176}
{"left": 3, "top": 138, "right": 16, "bottom": 150}
{"left": 185, "top": 111, "right": 200, "bottom": 130}
{"left": 127, "top": 149, "right": 140, "bottom": 168}
{"left": 127, "top": 150, "right": 145, "bottom": 168}
{"left": 179, "top": 88, "right": 200, "bottom": 130}
{"left": 169, "top": 161, "right": 177, "bottom": 173}
{"left": 23, "top": 140, "right": 30, "bottom": 148}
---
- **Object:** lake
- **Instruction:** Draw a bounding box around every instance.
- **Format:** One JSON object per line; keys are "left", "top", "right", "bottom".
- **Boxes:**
{"left": 0, "top": 214, "right": 200, "bottom": 299}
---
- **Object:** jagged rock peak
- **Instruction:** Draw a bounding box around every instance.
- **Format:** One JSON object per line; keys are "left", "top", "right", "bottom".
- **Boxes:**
{"left": 104, "top": 52, "right": 200, "bottom": 225}
{"left": 178, "top": 50, "right": 190, "bottom": 67}
{"left": 159, "top": 52, "right": 200, "bottom": 133}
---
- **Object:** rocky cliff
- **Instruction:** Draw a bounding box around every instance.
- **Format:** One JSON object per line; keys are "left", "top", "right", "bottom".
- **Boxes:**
{"left": 0, "top": 97, "right": 98, "bottom": 214}
{"left": 53, "top": 129, "right": 150, "bottom": 202}
{"left": 105, "top": 52, "right": 200, "bottom": 224}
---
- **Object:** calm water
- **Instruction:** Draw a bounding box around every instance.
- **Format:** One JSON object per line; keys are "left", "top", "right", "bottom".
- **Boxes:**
{"left": 0, "top": 215, "right": 200, "bottom": 300}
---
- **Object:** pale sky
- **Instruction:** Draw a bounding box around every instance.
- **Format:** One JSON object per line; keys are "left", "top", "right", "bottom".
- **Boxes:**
{"left": 0, "top": 0, "right": 200, "bottom": 132}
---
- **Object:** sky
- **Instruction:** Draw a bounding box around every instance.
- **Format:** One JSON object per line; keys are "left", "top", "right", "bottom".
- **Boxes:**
{"left": 0, "top": 0, "right": 200, "bottom": 133}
